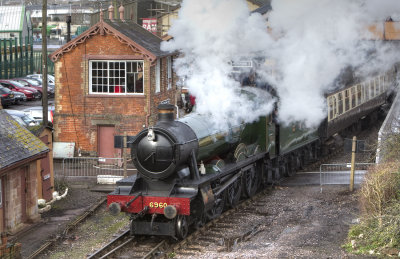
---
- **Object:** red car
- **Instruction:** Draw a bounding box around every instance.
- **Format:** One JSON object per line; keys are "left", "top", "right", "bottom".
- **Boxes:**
{"left": 13, "top": 78, "right": 55, "bottom": 98}
{"left": 0, "top": 79, "right": 41, "bottom": 100}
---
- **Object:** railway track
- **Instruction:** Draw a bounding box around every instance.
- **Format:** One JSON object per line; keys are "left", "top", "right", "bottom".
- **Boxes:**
{"left": 87, "top": 229, "right": 167, "bottom": 258}
{"left": 168, "top": 190, "right": 271, "bottom": 258}
{"left": 26, "top": 197, "right": 107, "bottom": 259}
{"left": 89, "top": 189, "right": 272, "bottom": 259}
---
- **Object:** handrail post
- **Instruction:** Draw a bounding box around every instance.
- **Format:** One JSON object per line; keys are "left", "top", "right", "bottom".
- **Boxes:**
{"left": 123, "top": 132, "right": 127, "bottom": 178}
{"left": 350, "top": 136, "right": 357, "bottom": 191}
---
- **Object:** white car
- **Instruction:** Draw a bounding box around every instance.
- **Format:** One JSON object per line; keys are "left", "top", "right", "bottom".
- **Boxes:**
{"left": 4, "top": 109, "right": 39, "bottom": 127}
{"left": 23, "top": 105, "right": 55, "bottom": 124}
{"left": 26, "top": 74, "right": 55, "bottom": 85}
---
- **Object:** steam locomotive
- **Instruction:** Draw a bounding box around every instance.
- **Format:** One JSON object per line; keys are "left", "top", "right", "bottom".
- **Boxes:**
{"left": 107, "top": 66, "right": 398, "bottom": 239}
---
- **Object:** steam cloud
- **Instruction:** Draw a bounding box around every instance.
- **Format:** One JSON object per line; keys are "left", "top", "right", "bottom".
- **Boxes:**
{"left": 161, "top": 0, "right": 400, "bottom": 129}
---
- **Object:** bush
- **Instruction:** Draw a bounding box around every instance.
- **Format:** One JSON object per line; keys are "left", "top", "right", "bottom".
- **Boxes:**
{"left": 54, "top": 177, "right": 69, "bottom": 193}
{"left": 359, "top": 163, "right": 400, "bottom": 219}
{"left": 380, "top": 133, "right": 400, "bottom": 163}
{"left": 347, "top": 162, "right": 400, "bottom": 254}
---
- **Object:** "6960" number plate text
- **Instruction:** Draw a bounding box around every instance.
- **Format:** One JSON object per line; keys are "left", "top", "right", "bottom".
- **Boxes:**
{"left": 149, "top": 202, "right": 168, "bottom": 208}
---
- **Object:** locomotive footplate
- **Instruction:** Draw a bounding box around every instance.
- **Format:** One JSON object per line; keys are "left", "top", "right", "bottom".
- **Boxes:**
{"left": 132, "top": 220, "right": 176, "bottom": 237}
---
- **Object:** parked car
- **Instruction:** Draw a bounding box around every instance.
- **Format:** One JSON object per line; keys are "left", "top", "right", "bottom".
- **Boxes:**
{"left": 12, "top": 78, "right": 55, "bottom": 98}
{"left": 0, "top": 86, "right": 15, "bottom": 108}
{"left": 10, "top": 90, "right": 27, "bottom": 104}
{"left": 0, "top": 79, "right": 41, "bottom": 100}
{"left": 0, "top": 84, "right": 27, "bottom": 104}
{"left": 26, "top": 74, "right": 55, "bottom": 85}
{"left": 4, "top": 109, "right": 39, "bottom": 127}
{"left": 23, "top": 105, "right": 55, "bottom": 124}
{"left": 25, "top": 77, "right": 55, "bottom": 91}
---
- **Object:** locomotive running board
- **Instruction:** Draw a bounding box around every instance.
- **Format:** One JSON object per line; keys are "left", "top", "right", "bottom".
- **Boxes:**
{"left": 193, "top": 152, "right": 266, "bottom": 186}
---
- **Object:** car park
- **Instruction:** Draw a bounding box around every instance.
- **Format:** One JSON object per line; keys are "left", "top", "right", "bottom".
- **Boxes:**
{"left": 0, "top": 79, "right": 41, "bottom": 100}
{"left": 4, "top": 109, "right": 39, "bottom": 127}
{"left": 12, "top": 78, "right": 55, "bottom": 98}
{"left": 0, "top": 86, "right": 15, "bottom": 107}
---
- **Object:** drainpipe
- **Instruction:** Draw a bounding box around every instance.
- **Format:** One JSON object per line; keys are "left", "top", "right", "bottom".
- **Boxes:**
{"left": 146, "top": 62, "right": 152, "bottom": 127}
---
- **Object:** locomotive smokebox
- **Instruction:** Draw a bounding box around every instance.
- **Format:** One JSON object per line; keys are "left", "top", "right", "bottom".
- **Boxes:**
{"left": 158, "top": 104, "right": 175, "bottom": 122}
{"left": 131, "top": 103, "right": 198, "bottom": 180}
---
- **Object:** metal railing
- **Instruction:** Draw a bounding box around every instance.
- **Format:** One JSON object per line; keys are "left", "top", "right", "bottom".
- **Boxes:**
{"left": 60, "top": 157, "right": 137, "bottom": 179}
{"left": 320, "top": 163, "right": 375, "bottom": 192}
{"left": 376, "top": 91, "right": 400, "bottom": 163}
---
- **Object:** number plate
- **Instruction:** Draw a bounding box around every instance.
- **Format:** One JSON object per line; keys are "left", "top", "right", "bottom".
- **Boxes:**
{"left": 149, "top": 202, "right": 168, "bottom": 208}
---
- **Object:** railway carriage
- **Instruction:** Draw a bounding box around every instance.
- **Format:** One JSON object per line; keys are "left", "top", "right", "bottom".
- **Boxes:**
{"left": 107, "top": 66, "right": 398, "bottom": 239}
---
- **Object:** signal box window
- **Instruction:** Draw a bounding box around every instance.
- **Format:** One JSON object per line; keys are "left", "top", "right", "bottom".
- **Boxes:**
{"left": 90, "top": 60, "right": 144, "bottom": 95}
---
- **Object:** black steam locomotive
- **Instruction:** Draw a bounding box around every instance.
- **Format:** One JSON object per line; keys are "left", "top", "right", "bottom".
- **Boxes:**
{"left": 107, "top": 67, "right": 397, "bottom": 239}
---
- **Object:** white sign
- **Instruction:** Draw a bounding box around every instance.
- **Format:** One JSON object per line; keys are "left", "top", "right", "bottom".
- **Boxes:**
{"left": 53, "top": 142, "right": 75, "bottom": 158}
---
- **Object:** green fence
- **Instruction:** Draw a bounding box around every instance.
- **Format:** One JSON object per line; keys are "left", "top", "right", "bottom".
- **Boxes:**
{"left": 0, "top": 37, "right": 54, "bottom": 79}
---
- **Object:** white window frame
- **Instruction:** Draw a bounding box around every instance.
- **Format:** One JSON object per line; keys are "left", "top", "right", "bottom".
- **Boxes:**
{"left": 155, "top": 59, "right": 161, "bottom": 93}
{"left": 167, "top": 56, "right": 172, "bottom": 90}
{"left": 89, "top": 60, "right": 144, "bottom": 95}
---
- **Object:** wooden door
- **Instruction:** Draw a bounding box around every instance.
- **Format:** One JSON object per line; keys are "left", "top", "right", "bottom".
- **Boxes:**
{"left": 98, "top": 125, "right": 116, "bottom": 163}
{"left": 40, "top": 135, "right": 52, "bottom": 201}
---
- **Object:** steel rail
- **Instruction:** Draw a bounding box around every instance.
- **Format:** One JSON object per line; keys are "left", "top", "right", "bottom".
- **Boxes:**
{"left": 87, "top": 229, "right": 131, "bottom": 259}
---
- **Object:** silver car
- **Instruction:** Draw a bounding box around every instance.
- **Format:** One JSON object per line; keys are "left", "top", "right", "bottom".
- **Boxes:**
{"left": 4, "top": 109, "right": 39, "bottom": 127}
{"left": 11, "top": 90, "right": 27, "bottom": 104}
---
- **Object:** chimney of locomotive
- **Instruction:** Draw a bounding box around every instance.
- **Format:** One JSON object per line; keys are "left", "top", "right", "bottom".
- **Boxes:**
{"left": 157, "top": 104, "right": 175, "bottom": 122}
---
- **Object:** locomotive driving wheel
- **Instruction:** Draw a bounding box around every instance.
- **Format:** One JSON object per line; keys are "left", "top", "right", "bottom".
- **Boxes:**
{"left": 243, "top": 163, "right": 259, "bottom": 197}
{"left": 207, "top": 193, "right": 225, "bottom": 220}
{"left": 227, "top": 176, "right": 242, "bottom": 208}
{"left": 175, "top": 215, "right": 189, "bottom": 239}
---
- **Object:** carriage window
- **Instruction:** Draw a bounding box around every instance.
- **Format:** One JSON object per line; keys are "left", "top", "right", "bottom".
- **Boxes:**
{"left": 338, "top": 92, "right": 343, "bottom": 115}
{"left": 375, "top": 78, "right": 379, "bottom": 95}
{"left": 384, "top": 75, "right": 388, "bottom": 90}
{"left": 357, "top": 84, "right": 362, "bottom": 105}
{"left": 351, "top": 87, "right": 356, "bottom": 109}
{"left": 370, "top": 80, "right": 375, "bottom": 99}
{"left": 328, "top": 96, "right": 334, "bottom": 121}
{"left": 344, "top": 90, "right": 350, "bottom": 112}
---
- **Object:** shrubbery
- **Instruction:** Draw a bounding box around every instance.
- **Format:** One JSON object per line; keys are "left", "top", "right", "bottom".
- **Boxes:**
{"left": 346, "top": 138, "right": 400, "bottom": 255}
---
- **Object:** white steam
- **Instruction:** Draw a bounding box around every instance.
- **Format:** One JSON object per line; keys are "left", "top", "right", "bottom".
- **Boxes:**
{"left": 161, "top": 0, "right": 274, "bottom": 129}
{"left": 161, "top": 0, "right": 400, "bottom": 129}
{"left": 267, "top": 0, "right": 400, "bottom": 127}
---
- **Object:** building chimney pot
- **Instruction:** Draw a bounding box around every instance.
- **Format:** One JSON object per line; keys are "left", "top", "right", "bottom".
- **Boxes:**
{"left": 119, "top": 4, "right": 125, "bottom": 21}
{"left": 108, "top": 4, "right": 114, "bottom": 20}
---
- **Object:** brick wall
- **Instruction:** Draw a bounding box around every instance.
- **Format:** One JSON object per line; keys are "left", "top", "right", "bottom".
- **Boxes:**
{"left": 54, "top": 33, "right": 177, "bottom": 155}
